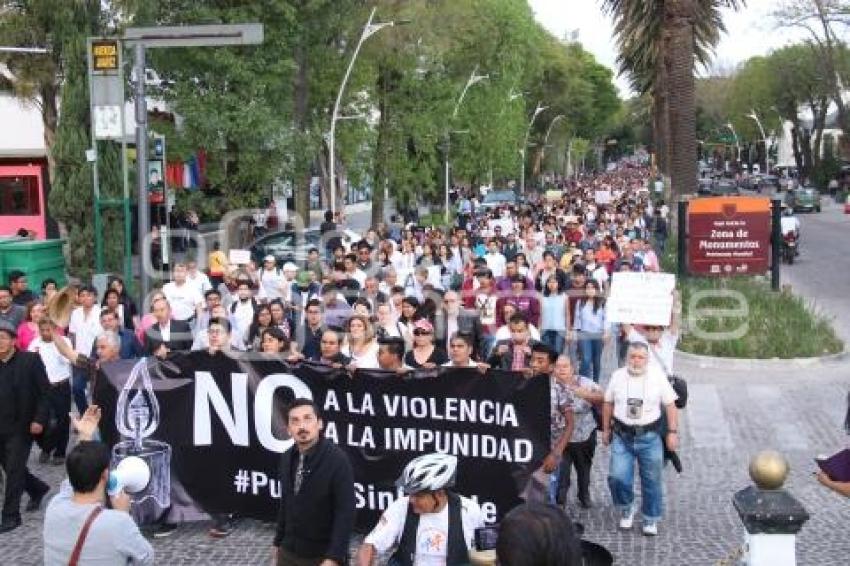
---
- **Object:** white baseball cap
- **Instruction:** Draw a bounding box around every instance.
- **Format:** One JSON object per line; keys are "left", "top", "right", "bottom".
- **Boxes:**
{"left": 283, "top": 262, "right": 298, "bottom": 272}
{"left": 263, "top": 255, "right": 276, "bottom": 263}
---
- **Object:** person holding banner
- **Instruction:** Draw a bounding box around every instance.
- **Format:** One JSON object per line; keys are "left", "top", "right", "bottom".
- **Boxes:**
{"left": 274, "top": 399, "right": 355, "bottom": 566}
{"left": 356, "top": 453, "right": 485, "bottom": 566}
{"left": 443, "top": 332, "right": 488, "bottom": 372}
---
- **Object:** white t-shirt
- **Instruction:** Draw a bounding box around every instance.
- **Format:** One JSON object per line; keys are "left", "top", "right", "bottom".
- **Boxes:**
{"left": 162, "top": 281, "right": 203, "bottom": 321}
{"left": 68, "top": 307, "right": 102, "bottom": 356}
{"left": 494, "top": 324, "right": 541, "bottom": 342}
{"left": 484, "top": 252, "right": 506, "bottom": 278}
{"left": 258, "top": 268, "right": 286, "bottom": 300}
{"left": 29, "top": 337, "right": 72, "bottom": 384}
{"left": 187, "top": 272, "right": 212, "bottom": 295}
{"left": 780, "top": 216, "right": 800, "bottom": 236}
{"left": 604, "top": 366, "right": 677, "bottom": 426}
{"left": 365, "top": 495, "right": 484, "bottom": 565}
{"left": 342, "top": 342, "right": 380, "bottom": 369}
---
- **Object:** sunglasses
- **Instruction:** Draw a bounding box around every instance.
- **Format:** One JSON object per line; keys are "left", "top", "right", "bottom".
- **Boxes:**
{"left": 413, "top": 329, "right": 432, "bottom": 336}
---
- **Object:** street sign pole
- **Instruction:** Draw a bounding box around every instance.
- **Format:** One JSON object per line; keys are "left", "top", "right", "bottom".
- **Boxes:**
{"left": 123, "top": 24, "right": 264, "bottom": 310}
{"left": 134, "top": 43, "right": 150, "bottom": 307}
{"left": 119, "top": 44, "right": 133, "bottom": 292}
{"left": 86, "top": 38, "right": 104, "bottom": 273}
{"left": 771, "top": 198, "right": 781, "bottom": 291}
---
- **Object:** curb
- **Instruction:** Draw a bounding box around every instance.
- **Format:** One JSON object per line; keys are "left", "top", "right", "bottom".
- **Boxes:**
{"left": 674, "top": 348, "right": 850, "bottom": 370}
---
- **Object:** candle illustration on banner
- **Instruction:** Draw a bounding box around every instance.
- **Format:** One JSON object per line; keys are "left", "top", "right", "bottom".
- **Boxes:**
{"left": 113, "top": 358, "right": 171, "bottom": 509}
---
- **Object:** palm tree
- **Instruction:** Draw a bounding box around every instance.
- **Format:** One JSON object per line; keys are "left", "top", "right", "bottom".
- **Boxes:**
{"left": 601, "top": 0, "right": 744, "bottom": 204}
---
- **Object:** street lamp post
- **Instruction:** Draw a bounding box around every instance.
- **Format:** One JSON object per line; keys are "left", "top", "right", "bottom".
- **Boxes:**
{"left": 746, "top": 110, "right": 770, "bottom": 174}
{"left": 726, "top": 122, "right": 741, "bottom": 169}
{"left": 329, "top": 7, "right": 405, "bottom": 216}
{"left": 444, "top": 66, "right": 489, "bottom": 223}
{"left": 540, "top": 114, "right": 564, "bottom": 185}
{"left": 520, "top": 102, "right": 547, "bottom": 194}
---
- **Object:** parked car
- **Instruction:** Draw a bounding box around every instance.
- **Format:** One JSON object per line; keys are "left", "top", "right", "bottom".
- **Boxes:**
{"left": 249, "top": 229, "right": 323, "bottom": 266}
{"left": 711, "top": 180, "right": 740, "bottom": 196}
{"left": 756, "top": 175, "right": 780, "bottom": 193}
{"left": 479, "top": 189, "right": 518, "bottom": 210}
{"left": 697, "top": 178, "right": 714, "bottom": 195}
{"left": 785, "top": 187, "right": 822, "bottom": 213}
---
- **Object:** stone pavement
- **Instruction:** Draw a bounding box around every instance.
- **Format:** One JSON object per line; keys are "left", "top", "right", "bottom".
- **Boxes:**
{"left": 2, "top": 350, "right": 849, "bottom": 565}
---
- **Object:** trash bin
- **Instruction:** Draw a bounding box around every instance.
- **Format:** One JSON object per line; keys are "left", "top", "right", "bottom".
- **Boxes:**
{"left": 0, "top": 238, "right": 66, "bottom": 291}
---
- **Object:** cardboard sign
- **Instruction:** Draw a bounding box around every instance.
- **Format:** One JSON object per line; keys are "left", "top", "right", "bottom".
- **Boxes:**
{"left": 607, "top": 272, "right": 676, "bottom": 326}
{"left": 488, "top": 218, "right": 515, "bottom": 236}
{"left": 229, "top": 249, "right": 252, "bottom": 265}
{"left": 595, "top": 190, "right": 612, "bottom": 205}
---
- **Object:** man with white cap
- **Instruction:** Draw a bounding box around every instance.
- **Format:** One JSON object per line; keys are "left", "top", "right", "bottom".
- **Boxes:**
{"left": 356, "top": 453, "right": 484, "bottom": 566}
{"left": 258, "top": 255, "right": 286, "bottom": 302}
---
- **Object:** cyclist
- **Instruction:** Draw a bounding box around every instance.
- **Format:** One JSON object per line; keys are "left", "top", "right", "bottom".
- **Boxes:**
{"left": 356, "top": 453, "right": 485, "bottom": 565}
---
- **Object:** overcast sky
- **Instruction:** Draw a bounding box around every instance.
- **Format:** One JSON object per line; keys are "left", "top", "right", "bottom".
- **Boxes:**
{"left": 529, "top": 0, "right": 811, "bottom": 96}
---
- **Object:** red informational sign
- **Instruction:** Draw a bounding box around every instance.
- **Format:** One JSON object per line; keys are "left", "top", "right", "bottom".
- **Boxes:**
{"left": 687, "top": 196, "right": 772, "bottom": 276}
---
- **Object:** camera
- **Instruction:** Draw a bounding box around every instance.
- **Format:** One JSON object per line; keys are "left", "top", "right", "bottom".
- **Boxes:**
{"left": 474, "top": 526, "right": 499, "bottom": 551}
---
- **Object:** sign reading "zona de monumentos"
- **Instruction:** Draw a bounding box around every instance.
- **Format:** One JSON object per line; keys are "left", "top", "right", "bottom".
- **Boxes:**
{"left": 687, "top": 196, "right": 771, "bottom": 276}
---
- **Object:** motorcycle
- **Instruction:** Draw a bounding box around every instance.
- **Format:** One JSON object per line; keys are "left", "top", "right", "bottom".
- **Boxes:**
{"left": 782, "top": 232, "right": 797, "bottom": 264}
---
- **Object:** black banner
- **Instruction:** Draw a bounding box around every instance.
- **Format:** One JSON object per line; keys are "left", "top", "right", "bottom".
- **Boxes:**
{"left": 99, "top": 352, "right": 550, "bottom": 529}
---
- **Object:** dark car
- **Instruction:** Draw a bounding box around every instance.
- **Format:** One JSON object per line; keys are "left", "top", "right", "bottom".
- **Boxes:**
{"left": 697, "top": 178, "right": 714, "bottom": 195}
{"left": 711, "top": 180, "right": 740, "bottom": 196}
{"left": 249, "top": 229, "right": 323, "bottom": 266}
{"left": 785, "top": 187, "right": 822, "bottom": 213}
{"left": 480, "top": 189, "right": 519, "bottom": 210}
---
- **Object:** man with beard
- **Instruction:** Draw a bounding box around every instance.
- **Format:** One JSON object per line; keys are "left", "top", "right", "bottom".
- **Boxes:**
{"left": 602, "top": 341, "right": 678, "bottom": 537}
{"left": 273, "top": 399, "right": 355, "bottom": 565}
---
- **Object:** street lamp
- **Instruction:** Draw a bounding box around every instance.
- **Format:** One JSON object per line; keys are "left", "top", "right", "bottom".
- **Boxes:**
{"left": 444, "top": 66, "right": 489, "bottom": 222}
{"left": 329, "top": 7, "right": 407, "bottom": 216}
{"left": 726, "top": 122, "right": 741, "bottom": 167}
{"left": 540, "top": 114, "right": 564, "bottom": 185}
{"left": 520, "top": 102, "right": 547, "bottom": 193}
{"left": 746, "top": 110, "right": 770, "bottom": 174}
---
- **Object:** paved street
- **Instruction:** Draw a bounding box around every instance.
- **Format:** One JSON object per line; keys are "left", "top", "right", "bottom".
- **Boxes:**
{"left": 781, "top": 198, "right": 850, "bottom": 344}
{"left": 3, "top": 200, "right": 850, "bottom": 565}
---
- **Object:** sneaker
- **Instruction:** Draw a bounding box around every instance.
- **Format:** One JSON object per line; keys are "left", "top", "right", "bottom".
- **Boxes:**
{"left": 26, "top": 485, "right": 50, "bottom": 512}
{"left": 642, "top": 522, "right": 658, "bottom": 536}
{"left": 209, "top": 515, "right": 233, "bottom": 538}
{"left": 619, "top": 506, "right": 636, "bottom": 530}
{"left": 152, "top": 523, "right": 178, "bottom": 538}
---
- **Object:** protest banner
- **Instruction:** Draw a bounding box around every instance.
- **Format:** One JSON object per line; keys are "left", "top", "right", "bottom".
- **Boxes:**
{"left": 97, "top": 355, "right": 549, "bottom": 530}
{"left": 606, "top": 271, "right": 676, "bottom": 326}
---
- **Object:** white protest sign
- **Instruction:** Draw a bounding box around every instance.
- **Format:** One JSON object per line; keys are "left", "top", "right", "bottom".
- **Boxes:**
{"left": 229, "top": 249, "right": 252, "bottom": 265}
{"left": 595, "top": 190, "right": 612, "bottom": 205}
{"left": 606, "top": 272, "right": 676, "bottom": 326}
{"left": 488, "top": 218, "right": 515, "bottom": 235}
{"left": 427, "top": 265, "right": 444, "bottom": 289}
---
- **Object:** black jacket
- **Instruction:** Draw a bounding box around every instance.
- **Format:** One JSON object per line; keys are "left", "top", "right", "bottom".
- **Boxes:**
{"left": 274, "top": 437, "right": 355, "bottom": 563}
{"left": 487, "top": 339, "right": 541, "bottom": 370}
{"left": 143, "top": 320, "right": 194, "bottom": 354}
{"left": 434, "top": 309, "right": 484, "bottom": 360}
{"left": 0, "top": 349, "right": 50, "bottom": 436}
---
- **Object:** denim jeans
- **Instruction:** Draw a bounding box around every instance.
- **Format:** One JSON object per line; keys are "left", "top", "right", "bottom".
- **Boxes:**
{"left": 541, "top": 330, "right": 566, "bottom": 355}
{"left": 607, "top": 430, "right": 664, "bottom": 522}
{"left": 71, "top": 366, "right": 89, "bottom": 415}
{"left": 579, "top": 337, "right": 603, "bottom": 382}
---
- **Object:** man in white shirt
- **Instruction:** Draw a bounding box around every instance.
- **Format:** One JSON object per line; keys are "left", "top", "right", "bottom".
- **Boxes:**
{"left": 186, "top": 260, "right": 212, "bottom": 295}
{"left": 356, "top": 453, "right": 484, "bottom": 566}
{"left": 29, "top": 319, "right": 76, "bottom": 462}
{"left": 68, "top": 286, "right": 102, "bottom": 413}
{"left": 258, "top": 255, "right": 286, "bottom": 302}
{"left": 484, "top": 239, "right": 506, "bottom": 278}
{"left": 162, "top": 263, "right": 204, "bottom": 323}
{"left": 601, "top": 341, "right": 678, "bottom": 537}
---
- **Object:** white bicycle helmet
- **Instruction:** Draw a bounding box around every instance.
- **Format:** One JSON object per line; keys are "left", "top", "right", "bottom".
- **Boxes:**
{"left": 396, "top": 453, "right": 458, "bottom": 494}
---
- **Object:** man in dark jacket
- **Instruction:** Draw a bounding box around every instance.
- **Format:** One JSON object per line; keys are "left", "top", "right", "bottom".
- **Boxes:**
{"left": 143, "top": 297, "right": 194, "bottom": 356}
{"left": 487, "top": 314, "right": 540, "bottom": 372}
{"left": 0, "top": 322, "right": 50, "bottom": 532}
{"left": 273, "top": 398, "right": 355, "bottom": 565}
{"left": 433, "top": 291, "right": 484, "bottom": 360}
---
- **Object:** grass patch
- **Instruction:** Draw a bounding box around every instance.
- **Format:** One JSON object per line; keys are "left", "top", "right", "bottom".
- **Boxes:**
{"left": 678, "top": 276, "right": 844, "bottom": 358}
